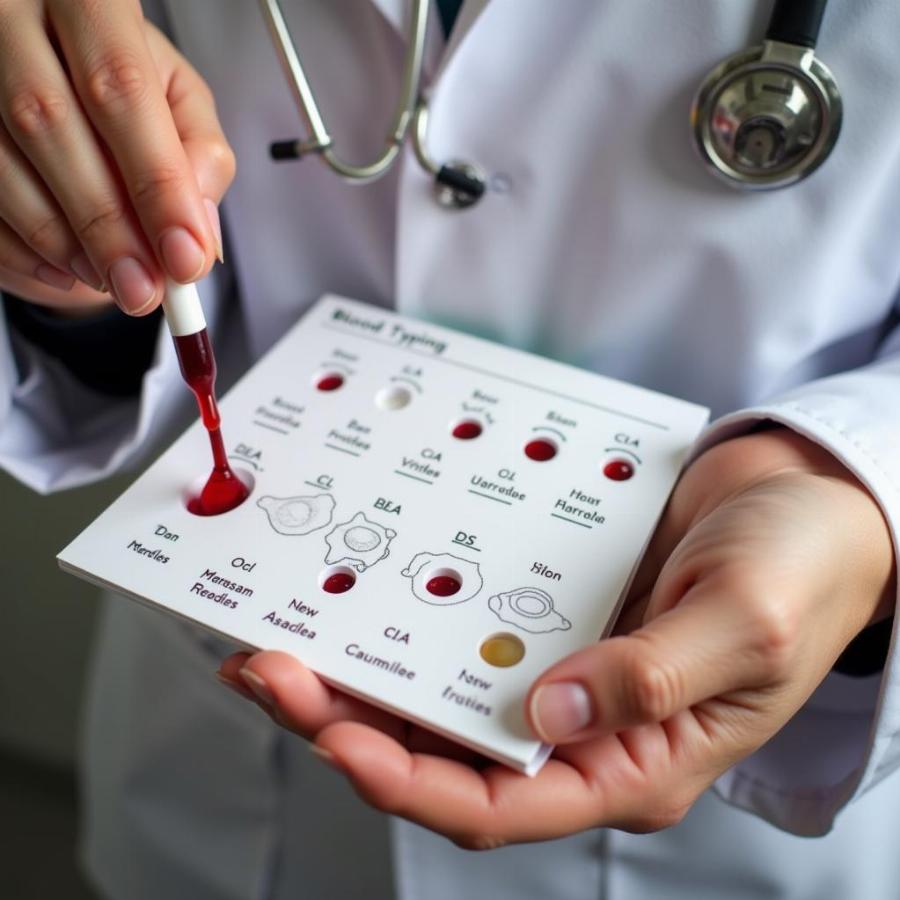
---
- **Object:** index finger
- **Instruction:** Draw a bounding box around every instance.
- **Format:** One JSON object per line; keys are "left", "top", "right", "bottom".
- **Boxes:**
{"left": 51, "top": 0, "right": 217, "bottom": 283}
{"left": 315, "top": 722, "right": 617, "bottom": 846}
{"left": 316, "top": 715, "right": 723, "bottom": 844}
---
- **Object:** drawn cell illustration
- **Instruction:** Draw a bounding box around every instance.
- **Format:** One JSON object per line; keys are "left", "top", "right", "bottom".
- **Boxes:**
{"left": 488, "top": 587, "right": 571, "bottom": 634}
{"left": 402, "top": 552, "right": 483, "bottom": 606}
{"left": 257, "top": 493, "right": 335, "bottom": 536}
{"left": 325, "top": 512, "right": 396, "bottom": 572}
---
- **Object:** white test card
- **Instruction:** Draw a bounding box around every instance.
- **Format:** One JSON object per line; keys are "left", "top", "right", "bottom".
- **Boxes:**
{"left": 59, "top": 295, "right": 709, "bottom": 774}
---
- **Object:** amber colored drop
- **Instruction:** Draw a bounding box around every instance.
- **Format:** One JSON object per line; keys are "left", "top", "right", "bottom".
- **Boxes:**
{"left": 603, "top": 459, "right": 635, "bottom": 481}
{"left": 479, "top": 633, "right": 526, "bottom": 668}
{"left": 524, "top": 439, "right": 557, "bottom": 461}
{"left": 322, "top": 572, "right": 356, "bottom": 594}
{"left": 452, "top": 420, "right": 482, "bottom": 440}
{"left": 426, "top": 575, "right": 461, "bottom": 597}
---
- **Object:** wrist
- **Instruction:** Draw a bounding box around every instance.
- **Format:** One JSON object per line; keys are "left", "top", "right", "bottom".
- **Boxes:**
{"left": 748, "top": 427, "right": 896, "bottom": 624}
{"left": 691, "top": 425, "right": 896, "bottom": 627}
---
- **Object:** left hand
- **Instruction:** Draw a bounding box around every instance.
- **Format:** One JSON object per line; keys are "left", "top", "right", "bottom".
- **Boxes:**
{"left": 218, "top": 428, "right": 895, "bottom": 849}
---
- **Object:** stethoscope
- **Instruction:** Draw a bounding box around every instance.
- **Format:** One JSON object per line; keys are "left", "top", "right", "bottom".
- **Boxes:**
{"left": 259, "top": 0, "right": 842, "bottom": 207}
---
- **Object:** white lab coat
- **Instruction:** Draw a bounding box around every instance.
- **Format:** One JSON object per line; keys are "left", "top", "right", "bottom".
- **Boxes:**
{"left": 2, "top": 1, "right": 900, "bottom": 897}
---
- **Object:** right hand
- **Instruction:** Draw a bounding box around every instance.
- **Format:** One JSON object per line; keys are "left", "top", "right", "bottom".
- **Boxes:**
{"left": 0, "top": 0, "right": 235, "bottom": 316}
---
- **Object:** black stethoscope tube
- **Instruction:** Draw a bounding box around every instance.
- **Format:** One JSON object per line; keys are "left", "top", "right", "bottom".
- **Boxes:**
{"left": 266, "top": 0, "right": 841, "bottom": 196}
{"left": 766, "top": 0, "right": 828, "bottom": 48}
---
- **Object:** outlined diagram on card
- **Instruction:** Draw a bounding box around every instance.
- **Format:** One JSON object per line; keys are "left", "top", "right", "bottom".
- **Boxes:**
{"left": 324, "top": 512, "right": 396, "bottom": 572}
{"left": 488, "top": 587, "right": 571, "bottom": 633}
{"left": 257, "top": 494, "right": 335, "bottom": 535}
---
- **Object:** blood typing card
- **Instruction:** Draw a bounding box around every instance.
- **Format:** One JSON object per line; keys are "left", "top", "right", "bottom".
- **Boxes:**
{"left": 59, "top": 296, "right": 709, "bottom": 774}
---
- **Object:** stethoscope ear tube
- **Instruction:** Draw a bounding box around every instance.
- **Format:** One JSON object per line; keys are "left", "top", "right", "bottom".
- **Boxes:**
{"left": 766, "top": 0, "right": 828, "bottom": 48}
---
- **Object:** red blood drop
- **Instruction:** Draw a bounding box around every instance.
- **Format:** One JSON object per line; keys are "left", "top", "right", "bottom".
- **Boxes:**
{"left": 524, "top": 439, "right": 557, "bottom": 461}
{"left": 322, "top": 572, "right": 355, "bottom": 594}
{"left": 452, "top": 420, "right": 482, "bottom": 440}
{"left": 188, "top": 465, "right": 250, "bottom": 517}
{"left": 317, "top": 374, "right": 344, "bottom": 392}
{"left": 426, "top": 575, "right": 461, "bottom": 597}
{"left": 604, "top": 459, "right": 635, "bottom": 481}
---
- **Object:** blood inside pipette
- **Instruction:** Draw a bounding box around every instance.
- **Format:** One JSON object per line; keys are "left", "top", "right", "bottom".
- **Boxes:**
{"left": 174, "top": 329, "right": 249, "bottom": 516}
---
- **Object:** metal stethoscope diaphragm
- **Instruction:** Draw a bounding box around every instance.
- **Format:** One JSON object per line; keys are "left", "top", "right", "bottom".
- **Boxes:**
{"left": 691, "top": 0, "right": 842, "bottom": 190}
{"left": 259, "top": 0, "right": 842, "bottom": 206}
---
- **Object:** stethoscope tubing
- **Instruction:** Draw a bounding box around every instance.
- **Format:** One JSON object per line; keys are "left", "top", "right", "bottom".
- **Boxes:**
{"left": 258, "top": 0, "right": 430, "bottom": 184}
{"left": 262, "top": 0, "right": 840, "bottom": 195}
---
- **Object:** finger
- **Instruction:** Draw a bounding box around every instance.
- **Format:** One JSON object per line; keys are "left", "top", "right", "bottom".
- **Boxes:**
{"left": 316, "top": 722, "right": 628, "bottom": 847}
{"left": 0, "top": 215, "right": 76, "bottom": 293}
{"left": 527, "top": 573, "right": 766, "bottom": 744}
{"left": 147, "top": 25, "right": 236, "bottom": 259}
{"left": 0, "top": 125, "right": 96, "bottom": 282}
{"left": 611, "top": 589, "right": 650, "bottom": 637}
{"left": 612, "top": 480, "right": 697, "bottom": 637}
{"left": 0, "top": 271, "right": 114, "bottom": 312}
{"left": 52, "top": 3, "right": 218, "bottom": 282}
{"left": 404, "top": 728, "right": 488, "bottom": 766}
{"left": 215, "top": 654, "right": 258, "bottom": 703}
{"left": 621, "top": 485, "right": 693, "bottom": 612}
{"left": 224, "top": 650, "right": 407, "bottom": 741}
{"left": 218, "top": 651, "right": 484, "bottom": 763}
{"left": 0, "top": 13, "right": 162, "bottom": 315}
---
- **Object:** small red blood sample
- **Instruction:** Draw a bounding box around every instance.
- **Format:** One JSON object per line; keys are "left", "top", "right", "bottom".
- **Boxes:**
{"left": 426, "top": 574, "right": 461, "bottom": 597}
{"left": 317, "top": 373, "right": 344, "bottom": 392}
{"left": 603, "top": 459, "right": 635, "bottom": 481}
{"left": 452, "top": 420, "right": 482, "bottom": 440}
{"left": 322, "top": 572, "right": 356, "bottom": 594}
{"left": 174, "top": 329, "right": 250, "bottom": 516}
{"left": 524, "top": 439, "right": 557, "bottom": 461}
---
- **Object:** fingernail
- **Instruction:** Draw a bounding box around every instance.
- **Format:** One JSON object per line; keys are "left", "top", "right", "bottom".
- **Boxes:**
{"left": 530, "top": 682, "right": 593, "bottom": 742}
{"left": 204, "top": 198, "right": 224, "bottom": 263}
{"left": 159, "top": 226, "right": 205, "bottom": 282}
{"left": 215, "top": 671, "right": 255, "bottom": 700}
{"left": 109, "top": 257, "right": 157, "bottom": 314}
{"left": 35, "top": 263, "right": 75, "bottom": 291}
{"left": 239, "top": 667, "right": 275, "bottom": 706}
{"left": 70, "top": 252, "right": 105, "bottom": 292}
{"left": 310, "top": 745, "right": 343, "bottom": 772}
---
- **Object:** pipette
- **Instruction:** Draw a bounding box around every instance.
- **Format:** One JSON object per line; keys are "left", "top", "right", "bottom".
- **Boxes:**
{"left": 162, "top": 279, "right": 249, "bottom": 516}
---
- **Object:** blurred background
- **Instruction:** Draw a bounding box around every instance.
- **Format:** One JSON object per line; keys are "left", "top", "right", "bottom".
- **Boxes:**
{"left": 0, "top": 471, "right": 131, "bottom": 899}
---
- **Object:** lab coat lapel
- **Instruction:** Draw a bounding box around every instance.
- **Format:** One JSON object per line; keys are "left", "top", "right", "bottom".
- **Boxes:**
{"left": 367, "top": 0, "right": 493, "bottom": 85}
{"left": 427, "top": 0, "right": 492, "bottom": 89}
{"left": 367, "top": 0, "right": 405, "bottom": 34}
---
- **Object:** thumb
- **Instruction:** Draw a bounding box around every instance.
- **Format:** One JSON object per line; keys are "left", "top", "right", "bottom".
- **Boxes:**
{"left": 525, "top": 574, "right": 763, "bottom": 744}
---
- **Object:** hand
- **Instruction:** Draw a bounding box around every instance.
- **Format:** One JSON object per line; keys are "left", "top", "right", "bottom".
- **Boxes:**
{"left": 218, "top": 429, "right": 895, "bottom": 848}
{"left": 0, "top": 1, "right": 235, "bottom": 315}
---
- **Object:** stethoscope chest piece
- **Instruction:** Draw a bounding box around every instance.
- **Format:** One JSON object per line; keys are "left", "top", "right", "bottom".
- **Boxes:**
{"left": 691, "top": 40, "right": 842, "bottom": 190}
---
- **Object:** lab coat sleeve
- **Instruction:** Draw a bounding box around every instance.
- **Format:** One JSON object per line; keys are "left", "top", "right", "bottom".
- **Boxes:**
{"left": 693, "top": 327, "right": 900, "bottom": 838}
{"left": 0, "top": 273, "right": 226, "bottom": 494}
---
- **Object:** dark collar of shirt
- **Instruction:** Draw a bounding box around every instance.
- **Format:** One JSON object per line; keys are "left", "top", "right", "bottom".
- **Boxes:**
{"left": 437, "top": 0, "right": 464, "bottom": 38}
